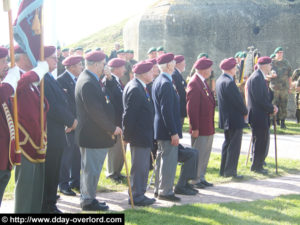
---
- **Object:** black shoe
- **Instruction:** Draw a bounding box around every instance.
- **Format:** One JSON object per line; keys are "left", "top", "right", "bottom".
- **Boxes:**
{"left": 118, "top": 174, "right": 126, "bottom": 180}
{"left": 107, "top": 175, "right": 122, "bottom": 183}
{"left": 45, "top": 205, "right": 63, "bottom": 214}
{"left": 280, "top": 120, "right": 286, "bottom": 129}
{"left": 200, "top": 180, "right": 213, "bottom": 187}
{"left": 130, "top": 197, "right": 156, "bottom": 206}
{"left": 60, "top": 188, "right": 76, "bottom": 196}
{"left": 81, "top": 199, "right": 109, "bottom": 211}
{"left": 193, "top": 182, "right": 206, "bottom": 189}
{"left": 252, "top": 168, "right": 268, "bottom": 175}
{"left": 154, "top": 192, "right": 158, "bottom": 198}
{"left": 174, "top": 186, "right": 197, "bottom": 195}
{"left": 56, "top": 195, "right": 60, "bottom": 200}
{"left": 185, "top": 183, "right": 199, "bottom": 193}
{"left": 158, "top": 194, "right": 181, "bottom": 202}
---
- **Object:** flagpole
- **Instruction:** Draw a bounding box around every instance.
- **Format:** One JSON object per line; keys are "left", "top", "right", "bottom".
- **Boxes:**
{"left": 3, "top": 0, "right": 20, "bottom": 152}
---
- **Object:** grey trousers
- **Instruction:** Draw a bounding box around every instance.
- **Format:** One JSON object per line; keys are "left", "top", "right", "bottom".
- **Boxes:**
{"left": 130, "top": 146, "right": 150, "bottom": 203}
{"left": 191, "top": 135, "right": 214, "bottom": 183}
{"left": 106, "top": 136, "right": 124, "bottom": 177}
{"left": 155, "top": 140, "right": 178, "bottom": 196}
{"left": 0, "top": 170, "right": 11, "bottom": 207}
{"left": 15, "top": 155, "right": 45, "bottom": 213}
{"left": 80, "top": 147, "right": 108, "bottom": 206}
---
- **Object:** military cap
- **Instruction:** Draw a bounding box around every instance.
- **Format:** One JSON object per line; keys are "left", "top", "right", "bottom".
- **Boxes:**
{"left": 133, "top": 61, "right": 153, "bottom": 74}
{"left": 75, "top": 47, "right": 83, "bottom": 51}
{"left": 197, "top": 53, "right": 209, "bottom": 59}
{"left": 239, "top": 52, "right": 247, "bottom": 58}
{"left": 274, "top": 47, "right": 283, "bottom": 53}
{"left": 129, "top": 50, "right": 134, "bottom": 54}
{"left": 116, "top": 49, "right": 125, "bottom": 54}
{"left": 0, "top": 47, "right": 8, "bottom": 58}
{"left": 235, "top": 51, "right": 241, "bottom": 58}
{"left": 157, "top": 46, "right": 164, "bottom": 52}
{"left": 108, "top": 58, "right": 126, "bottom": 68}
{"left": 157, "top": 53, "right": 174, "bottom": 64}
{"left": 62, "top": 48, "right": 69, "bottom": 52}
{"left": 85, "top": 49, "right": 92, "bottom": 54}
{"left": 257, "top": 56, "right": 272, "bottom": 65}
{"left": 62, "top": 55, "right": 83, "bottom": 66}
{"left": 194, "top": 57, "right": 213, "bottom": 70}
{"left": 147, "top": 47, "right": 156, "bottom": 54}
{"left": 270, "top": 53, "right": 275, "bottom": 59}
{"left": 147, "top": 58, "right": 157, "bottom": 65}
{"left": 174, "top": 55, "right": 185, "bottom": 64}
{"left": 44, "top": 46, "right": 56, "bottom": 58}
{"left": 95, "top": 47, "right": 101, "bottom": 51}
{"left": 14, "top": 45, "right": 25, "bottom": 54}
{"left": 220, "top": 57, "right": 237, "bottom": 70}
{"left": 124, "top": 49, "right": 131, "bottom": 53}
{"left": 85, "top": 51, "right": 106, "bottom": 62}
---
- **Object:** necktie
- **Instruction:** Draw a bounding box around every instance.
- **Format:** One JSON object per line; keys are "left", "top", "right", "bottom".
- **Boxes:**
{"left": 144, "top": 87, "right": 150, "bottom": 101}
{"left": 119, "top": 79, "right": 124, "bottom": 89}
{"left": 74, "top": 77, "right": 77, "bottom": 83}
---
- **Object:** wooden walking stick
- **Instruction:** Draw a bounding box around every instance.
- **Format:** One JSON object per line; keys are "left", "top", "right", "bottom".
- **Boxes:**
{"left": 3, "top": 0, "right": 20, "bottom": 152}
{"left": 120, "top": 135, "right": 134, "bottom": 209}
{"left": 273, "top": 115, "right": 278, "bottom": 174}
{"left": 245, "top": 135, "right": 253, "bottom": 166}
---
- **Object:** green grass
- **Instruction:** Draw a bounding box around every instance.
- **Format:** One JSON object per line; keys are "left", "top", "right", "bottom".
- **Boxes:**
{"left": 123, "top": 194, "right": 300, "bottom": 225}
{"left": 183, "top": 109, "right": 300, "bottom": 135}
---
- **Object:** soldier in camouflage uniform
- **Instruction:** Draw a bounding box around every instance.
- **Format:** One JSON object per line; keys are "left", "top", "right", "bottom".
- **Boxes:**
{"left": 292, "top": 68, "right": 300, "bottom": 123}
{"left": 270, "top": 47, "right": 292, "bottom": 128}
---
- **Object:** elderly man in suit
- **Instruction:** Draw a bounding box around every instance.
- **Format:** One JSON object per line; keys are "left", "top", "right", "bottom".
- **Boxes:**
{"left": 75, "top": 51, "right": 122, "bottom": 211}
{"left": 247, "top": 56, "right": 278, "bottom": 174}
{"left": 122, "top": 60, "right": 156, "bottom": 206}
{"left": 186, "top": 57, "right": 215, "bottom": 189}
{"left": 152, "top": 53, "right": 182, "bottom": 202}
{"left": 216, "top": 58, "right": 248, "bottom": 179}
{"left": 57, "top": 56, "right": 83, "bottom": 196}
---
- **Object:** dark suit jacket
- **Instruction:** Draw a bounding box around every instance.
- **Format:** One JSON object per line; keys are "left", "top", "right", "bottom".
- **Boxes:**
{"left": 216, "top": 73, "right": 248, "bottom": 130}
{"left": 152, "top": 73, "right": 182, "bottom": 140}
{"left": 186, "top": 74, "right": 215, "bottom": 136}
{"left": 122, "top": 78, "right": 154, "bottom": 147}
{"left": 103, "top": 76, "right": 123, "bottom": 127}
{"left": 75, "top": 69, "right": 116, "bottom": 148}
{"left": 172, "top": 68, "right": 187, "bottom": 118}
{"left": 44, "top": 73, "right": 74, "bottom": 149}
{"left": 247, "top": 69, "right": 274, "bottom": 129}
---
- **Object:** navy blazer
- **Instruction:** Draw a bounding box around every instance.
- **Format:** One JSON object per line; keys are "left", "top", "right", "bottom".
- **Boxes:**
{"left": 75, "top": 70, "right": 116, "bottom": 148}
{"left": 122, "top": 78, "right": 154, "bottom": 147}
{"left": 44, "top": 73, "right": 74, "bottom": 149}
{"left": 152, "top": 73, "right": 182, "bottom": 140}
{"left": 172, "top": 68, "right": 187, "bottom": 118}
{"left": 247, "top": 69, "right": 274, "bottom": 129}
{"left": 103, "top": 76, "right": 123, "bottom": 127}
{"left": 216, "top": 73, "right": 248, "bottom": 130}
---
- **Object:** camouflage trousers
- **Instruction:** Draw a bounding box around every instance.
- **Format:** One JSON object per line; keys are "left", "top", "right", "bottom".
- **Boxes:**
{"left": 272, "top": 90, "right": 288, "bottom": 120}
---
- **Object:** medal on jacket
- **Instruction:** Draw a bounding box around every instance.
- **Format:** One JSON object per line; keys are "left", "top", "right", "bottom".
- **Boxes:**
{"left": 105, "top": 95, "right": 110, "bottom": 104}
{"left": 144, "top": 87, "right": 151, "bottom": 102}
{"left": 203, "top": 87, "right": 209, "bottom": 96}
{"left": 173, "top": 83, "right": 179, "bottom": 95}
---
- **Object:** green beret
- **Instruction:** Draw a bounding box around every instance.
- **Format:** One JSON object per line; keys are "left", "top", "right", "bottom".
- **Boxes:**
{"left": 197, "top": 53, "right": 209, "bottom": 59}
{"left": 95, "top": 47, "right": 101, "bottom": 51}
{"left": 128, "top": 50, "right": 134, "bottom": 54}
{"left": 124, "top": 49, "right": 131, "bottom": 53}
{"left": 239, "top": 52, "right": 247, "bottom": 58}
{"left": 157, "top": 46, "right": 164, "bottom": 52}
{"left": 235, "top": 51, "right": 241, "bottom": 58}
{"left": 270, "top": 53, "right": 276, "bottom": 58}
{"left": 62, "top": 48, "right": 69, "bottom": 52}
{"left": 147, "top": 47, "right": 156, "bottom": 54}
{"left": 117, "top": 49, "right": 125, "bottom": 54}
{"left": 274, "top": 47, "right": 283, "bottom": 53}
{"left": 75, "top": 47, "right": 83, "bottom": 51}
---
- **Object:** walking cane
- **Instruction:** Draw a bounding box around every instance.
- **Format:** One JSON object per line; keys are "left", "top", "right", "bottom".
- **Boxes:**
{"left": 273, "top": 116, "right": 278, "bottom": 175}
{"left": 120, "top": 135, "right": 134, "bottom": 208}
{"left": 245, "top": 136, "right": 253, "bottom": 166}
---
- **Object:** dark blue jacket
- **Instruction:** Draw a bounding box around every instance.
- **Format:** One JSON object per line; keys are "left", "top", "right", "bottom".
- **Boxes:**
{"left": 122, "top": 78, "right": 154, "bottom": 147}
{"left": 247, "top": 69, "right": 274, "bottom": 129}
{"left": 172, "top": 68, "right": 187, "bottom": 118}
{"left": 152, "top": 73, "right": 182, "bottom": 140}
{"left": 216, "top": 73, "right": 248, "bottom": 130}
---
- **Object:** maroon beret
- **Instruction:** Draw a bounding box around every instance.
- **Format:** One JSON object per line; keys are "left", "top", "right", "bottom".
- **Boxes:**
{"left": 62, "top": 55, "right": 83, "bottom": 66}
{"left": 108, "top": 58, "right": 126, "bottom": 68}
{"left": 85, "top": 51, "right": 106, "bottom": 62}
{"left": 14, "top": 45, "right": 25, "bottom": 54}
{"left": 257, "top": 56, "right": 272, "bottom": 65}
{"left": 133, "top": 61, "right": 153, "bottom": 74}
{"left": 174, "top": 55, "right": 185, "bottom": 64}
{"left": 0, "top": 47, "right": 8, "bottom": 58}
{"left": 147, "top": 58, "right": 157, "bottom": 65}
{"left": 157, "top": 53, "right": 174, "bottom": 64}
{"left": 44, "top": 46, "right": 56, "bottom": 58}
{"left": 220, "top": 57, "right": 237, "bottom": 70}
{"left": 193, "top": 57, "right": 213, "bottom": 70}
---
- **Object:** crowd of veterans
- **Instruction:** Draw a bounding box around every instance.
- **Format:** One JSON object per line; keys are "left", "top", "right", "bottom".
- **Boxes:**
{"left": 0, "top": 42, "right": 299, "bottom": 214}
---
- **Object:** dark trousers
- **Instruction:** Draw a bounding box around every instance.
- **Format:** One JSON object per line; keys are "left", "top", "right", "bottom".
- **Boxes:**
{"left": 220, "top": 129, "right": 243, "bottom": 176}
{"left": 251, "top": 127, "right": 269, "bottom": 171}
{"left": 0, "top": 170, "right": 11, "bottom": 206}
{"left": 59, "top": 132, "right": 81, "bottom": 190}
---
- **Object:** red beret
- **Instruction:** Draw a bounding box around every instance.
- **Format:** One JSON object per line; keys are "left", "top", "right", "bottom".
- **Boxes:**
{"left": 257, "top": 56, "right": 272, "bottom": 65}
{"left": 0, "top": 47, "right": 8, "bottom": 58}
{"left": 62, "top": 55, "right": 83, "bottom": 66}
{"left": 147, "top": 58, "right": 157, "bottom": 65}
{"left": 108, "top": 58, "right": 126, "bottom": 68}
{"left": 157, "top": 53, "right": 174, "bottom": 64}
{"left": 44, "top": 46, "right": 56, "bottom": 58}
{"left": 133, "top": 61, "right": 153, "bottom": 74}
{"left": 174, "top": 55, "right": 185, "bottom": 64}
{"left": 193, "top": 57, "right": 213, "bottom": 70}
{"left": 14, "top": 45, "right": 25, "bottom": 54}
{"left": 220, "top": 57, "right": 237, "bottom": 70}
{"left": 85, "top": 51, "right": 106, "bottom": 62}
